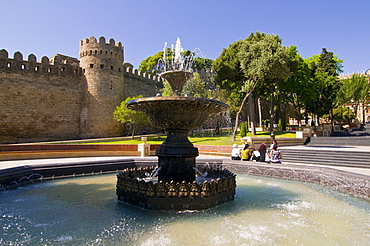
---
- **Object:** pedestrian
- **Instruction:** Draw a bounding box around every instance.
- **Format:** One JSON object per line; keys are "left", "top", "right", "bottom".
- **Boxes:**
{"left": 231, "top": 144, "right": 241, "bottom": 160}
{"left": 241, "top": 144, "right": 251, "bottom": 161}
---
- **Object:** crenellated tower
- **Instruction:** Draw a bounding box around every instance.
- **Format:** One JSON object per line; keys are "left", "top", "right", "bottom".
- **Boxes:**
{"left": 79, "top": 36, "right": 124, "bottom": 138}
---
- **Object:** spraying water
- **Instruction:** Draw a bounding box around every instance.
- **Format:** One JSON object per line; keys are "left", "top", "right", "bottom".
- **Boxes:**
{"left": 159, "top": 37, "right": 194, "bottom": 73}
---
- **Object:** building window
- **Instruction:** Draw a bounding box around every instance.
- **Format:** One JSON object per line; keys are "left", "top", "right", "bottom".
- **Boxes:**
{"left": 34, "top": 66, "right": 39, "bottom": 71}
{"left": 100, "top": 64, "right": 104, "bottom": 69}
{"left": 74, "top": 69, "right": 78, "bottom": 73}
{"left": 110, "top": 66, "right": 114, "bottom": 70}
{"left": 21, "top": 64, "right": 25, "bottom": 69}
{"left": 48, "top": 68, "right": 52, "bottom": 73}
{"left": 7, "top": 62, "right": 11, "bottom": 68}
{"left": 90, "top": 64, "right": 94, "bottom": 68}
{"left": 61, "top": 67, "right": 66, "bottom": 72}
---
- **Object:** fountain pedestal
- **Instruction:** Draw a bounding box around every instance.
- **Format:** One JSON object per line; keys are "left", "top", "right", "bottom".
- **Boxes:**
{"left": 156, "top": 129, "right": 198, "bottom": 183}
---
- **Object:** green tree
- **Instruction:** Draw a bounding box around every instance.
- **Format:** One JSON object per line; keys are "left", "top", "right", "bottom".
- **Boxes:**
{"left": 337, "top": 74, "right": 369, "bottom": 123}
{"left": 307, "top": 48, "right": 343, "bottom": 128}
{"left": 182, "top": 72, "right": 206, "bottom": 97}
{"left": 212, "top": 40, "right": 246, "bottom": 114}
{"left": 212, "top": 32, "right": 291, "bottom": 140}
{"left": 279, "top": 47, "right": 314, "bottom": 126}
{"left": 138, "top": 50, "right": 167, "bottom": 75}
{"left": 113, "top": 95, "right": 149, "bottom": 139}
{"left": 238, "top": 32, "right": 291, "bottom": 134}
{"left": 331, "top": 106, "right": 355, "bottom": 123}
{"left": 160, "top": 81, "right": 173, "bottom": 96}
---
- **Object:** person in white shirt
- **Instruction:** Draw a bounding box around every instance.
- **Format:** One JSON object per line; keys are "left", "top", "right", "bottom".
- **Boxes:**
{"left": 231, "top": 144, "right": 241, "bottom": 160}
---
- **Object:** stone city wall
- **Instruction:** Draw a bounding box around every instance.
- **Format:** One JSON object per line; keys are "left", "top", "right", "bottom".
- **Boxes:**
{"left": 123, "top": 67, "right": 163, "bottom": 98}
{"left": 0, "top": 37, "right": 166, "bottom": 143}
{"left": 0, "top": 50, "right": 83, "bottom": 143}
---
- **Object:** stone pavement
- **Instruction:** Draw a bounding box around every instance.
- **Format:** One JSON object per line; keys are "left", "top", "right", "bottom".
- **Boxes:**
{"left": 1, "top": 146, "right": 369, "bottom": 178}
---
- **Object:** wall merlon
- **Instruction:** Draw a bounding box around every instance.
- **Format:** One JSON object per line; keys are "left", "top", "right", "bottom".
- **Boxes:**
{"left": 14, "top": 51, "right": 23, "bottom": 60}
{"left": 126, "top": 67, "right": 133, "bottom": 73}
{"left": 80, "top": 36, "right": 123, "bottom": 49}
{"left": 123, "top": 67, "right": 163, "bottom": 83}
{"left": 0, "top": 52, "right": 81, "bottom": 77}
{"left": 79, "top": 36, "right": 124, "bottom": 62}
{"left": 0, "top": 49, "right": 8, "bottom": 58}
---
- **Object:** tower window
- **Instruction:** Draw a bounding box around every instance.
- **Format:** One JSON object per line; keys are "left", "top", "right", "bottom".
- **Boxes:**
{"left": 34, "top": 66, "right": 39, "bottom": 71}
{"left": 48, "top": 68, "right": 52, "bottom": 73}
{"left": 110, "top": 66, "right": 114, "bottom": 70}
{"left": 90, "top": 64, "right": 94, "bottom": 68}
{"left": 100, "top": 64, "right": 104, "bottom": 69}
{"left": 61, "top": 67, "right": 66, "bottom": 72}
{"left": 21, "top": 64, "right": 25, "bottom": 69}
{"left": 7, "top": 62, "right": 11, "bottom": 68}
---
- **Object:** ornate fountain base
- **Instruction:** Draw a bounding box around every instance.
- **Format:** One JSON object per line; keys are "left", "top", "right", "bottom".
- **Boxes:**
{"left": 116, "top": 166, "right": 236, "bottom": 210}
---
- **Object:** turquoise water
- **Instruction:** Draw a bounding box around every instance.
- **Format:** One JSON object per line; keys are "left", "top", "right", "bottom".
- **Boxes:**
{"left": 1, "top": 173, "right": 369, "bottom": 245}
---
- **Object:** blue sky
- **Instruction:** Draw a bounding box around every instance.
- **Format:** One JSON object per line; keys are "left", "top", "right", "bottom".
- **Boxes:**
{"left": 1, "top": 0, "right": 369, "bottom": 74}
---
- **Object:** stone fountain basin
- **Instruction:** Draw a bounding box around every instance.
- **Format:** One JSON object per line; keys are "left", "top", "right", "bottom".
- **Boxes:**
{"left": 126, "top": 96, "right": 228, "bottom": 130}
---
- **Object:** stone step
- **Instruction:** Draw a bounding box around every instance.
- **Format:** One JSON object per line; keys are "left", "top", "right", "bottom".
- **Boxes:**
{"left": 308, "top": 137, "right": 370, "bottom": 146}
{"left": 280, "top": 148, "right": 370, "bottom": 168}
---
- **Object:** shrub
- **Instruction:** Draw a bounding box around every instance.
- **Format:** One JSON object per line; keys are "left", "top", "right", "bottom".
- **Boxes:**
{"left": 239, "top": 122, "right": 249, "bottom": 137}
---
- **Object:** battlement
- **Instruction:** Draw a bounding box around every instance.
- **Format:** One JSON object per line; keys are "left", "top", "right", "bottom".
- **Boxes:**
{"left": 124, "top": 66, "right": 162, "bottom": 82}
{"left": 0, "top": 49, "right": 81, "bottom": 77}
{"left": 79, "top": 36, "right": 123, "bottom": 61}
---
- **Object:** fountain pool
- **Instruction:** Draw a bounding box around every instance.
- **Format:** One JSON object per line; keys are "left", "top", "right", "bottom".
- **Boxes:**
{"left": 1, "top": 173, "right": 369, "bottom": 245}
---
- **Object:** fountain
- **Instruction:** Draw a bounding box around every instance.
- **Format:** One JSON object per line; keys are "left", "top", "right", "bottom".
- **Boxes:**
{"left": 116, "top": 38, "right": 235, "bottom": 210}
{"left": 1, "top": 173, "right": 369, "bottom": 245}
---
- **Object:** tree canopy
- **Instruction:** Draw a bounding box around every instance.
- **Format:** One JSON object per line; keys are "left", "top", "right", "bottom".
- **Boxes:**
{"left": 306, "top": 48, "right": 343, "bottom": 126}
{"left": 113, "top": 95, "right": 148, "bottom": 138}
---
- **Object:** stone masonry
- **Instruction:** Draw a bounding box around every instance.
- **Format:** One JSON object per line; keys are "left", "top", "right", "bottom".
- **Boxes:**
{"left": 0, "top": 36, "right": 163, "bottom": 143}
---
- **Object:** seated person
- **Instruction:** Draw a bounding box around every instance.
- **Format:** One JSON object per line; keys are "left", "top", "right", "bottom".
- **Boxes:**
{"left": 267, "top": 145, "right": 282, "bottom": 163}
{"left": 258, "top": 143, "right": 267, "bottom": 162}
{"left": 241, "top": 144, "right": 251, "bottom": 161}
{"left": 250, "top": 148, "right": 261, "bottom": 161}
{"left": 231, "top": 144, "right": 241, "bottom": 160}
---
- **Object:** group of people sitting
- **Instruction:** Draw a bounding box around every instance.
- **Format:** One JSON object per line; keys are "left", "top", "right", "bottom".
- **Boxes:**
{"left": 231, "top": 140, "right": 282, "bottom": 163}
